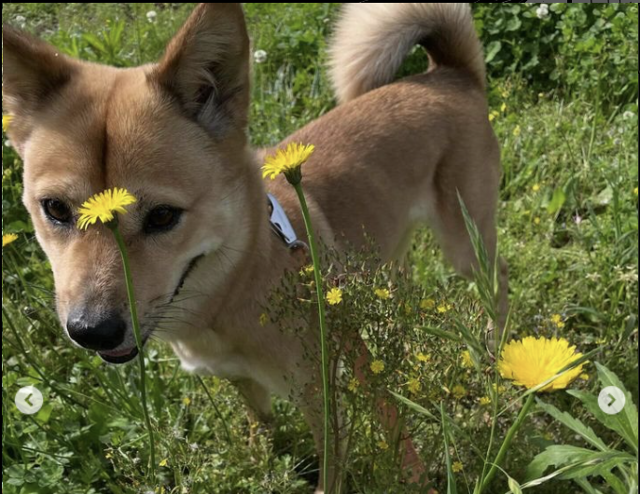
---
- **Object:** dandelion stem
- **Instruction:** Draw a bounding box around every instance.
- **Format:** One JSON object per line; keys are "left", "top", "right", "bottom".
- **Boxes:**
{"left": 112, "top": 226, "right": 156, "bottom": 481}
{"left": 293, "top": 183, "right": 331, "bottom": 492}
{"left": 479, "top": 393, "right": 535, "bottom": 492}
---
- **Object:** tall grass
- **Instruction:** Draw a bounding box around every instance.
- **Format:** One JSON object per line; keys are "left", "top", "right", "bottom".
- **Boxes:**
{"left": 2, "top": 3, "right": 638, "bottom": 493}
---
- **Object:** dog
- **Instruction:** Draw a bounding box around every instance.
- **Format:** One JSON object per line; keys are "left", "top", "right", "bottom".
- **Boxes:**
{"left": 4, "top": 3, "right": 507, "bottom": 491}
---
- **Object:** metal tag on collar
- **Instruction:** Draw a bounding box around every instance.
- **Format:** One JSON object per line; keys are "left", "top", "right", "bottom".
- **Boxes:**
{"left": 267, "top": 193, "right": 306, "bottom": 250}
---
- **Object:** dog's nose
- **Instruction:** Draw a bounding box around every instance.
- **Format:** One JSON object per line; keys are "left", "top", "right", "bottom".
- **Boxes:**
{"left": 66, "top": 310, "right": 127, "bottom": 351}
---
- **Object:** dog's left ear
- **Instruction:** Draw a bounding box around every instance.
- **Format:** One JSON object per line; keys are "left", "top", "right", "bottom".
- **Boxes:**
{"left": 151, "top": 3, "right": 250, "bottom": 137}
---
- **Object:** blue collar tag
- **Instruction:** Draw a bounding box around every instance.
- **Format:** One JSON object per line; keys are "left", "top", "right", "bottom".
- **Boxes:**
{"left": 267, "top": 193, "right": 306, "bottom": 250}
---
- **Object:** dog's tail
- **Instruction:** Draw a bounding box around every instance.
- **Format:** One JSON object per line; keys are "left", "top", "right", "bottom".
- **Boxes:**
{"left": 328, "top": 3, "right": 485, "bottom": 104}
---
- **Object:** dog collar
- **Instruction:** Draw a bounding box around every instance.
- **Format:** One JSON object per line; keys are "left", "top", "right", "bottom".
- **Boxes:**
{"left": 267, "top": 194, "right": 307, "bottom": 250}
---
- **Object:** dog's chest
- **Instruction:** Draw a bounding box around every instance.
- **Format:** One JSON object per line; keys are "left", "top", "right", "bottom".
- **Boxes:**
{"left": 170, "top": 332, "right": 250, "bottom": 380}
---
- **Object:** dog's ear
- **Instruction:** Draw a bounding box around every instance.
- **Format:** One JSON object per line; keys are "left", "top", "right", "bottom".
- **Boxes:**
{"left": 3, "top": 25, "right": 76, "bottom": 115}
{"left": 151, "top": 4, "right": 250, "bottom": 137}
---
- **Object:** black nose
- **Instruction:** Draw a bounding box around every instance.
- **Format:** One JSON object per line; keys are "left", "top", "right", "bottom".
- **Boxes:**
{"left": 66, "top": 310, "right": 126, "bottom": 351}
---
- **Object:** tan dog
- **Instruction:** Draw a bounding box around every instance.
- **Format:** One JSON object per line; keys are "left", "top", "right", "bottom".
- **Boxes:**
{"left": 4, "top": 3, "right": 507, "bottom": 491}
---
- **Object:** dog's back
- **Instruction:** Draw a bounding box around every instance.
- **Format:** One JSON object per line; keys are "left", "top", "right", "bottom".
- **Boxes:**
{"left": 271, "top": 4, "right": 503, "bottom": 289}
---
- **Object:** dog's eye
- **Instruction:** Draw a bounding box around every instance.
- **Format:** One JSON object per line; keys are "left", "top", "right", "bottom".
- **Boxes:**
{"left": 144, "top": 206, "right": 182, "bottom": 234}
{"left": 42, "top": 199, "right": 73, "bottom": 225}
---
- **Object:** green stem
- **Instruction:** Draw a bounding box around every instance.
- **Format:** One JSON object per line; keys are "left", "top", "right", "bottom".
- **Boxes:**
{"left": 293, "top": 183, "right": 331, "bottom": 492}
{"left": 480, "top": 393, "right": 535, "bottom": 492}
{"left": 112, "top": 226, "right": 156, "bottom": 481}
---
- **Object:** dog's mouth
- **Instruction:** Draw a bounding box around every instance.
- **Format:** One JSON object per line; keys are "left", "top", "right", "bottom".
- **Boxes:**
{"left": 96, "top": 255, "right": 205, "bottom": 365}
{"left": 98, "top": 345, "right": 140, "bottom": 364}
{"left": 171, "top": 254, "right": 205, "bottom": 302}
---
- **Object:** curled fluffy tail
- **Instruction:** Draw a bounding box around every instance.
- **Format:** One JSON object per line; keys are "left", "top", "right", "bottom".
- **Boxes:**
{"left": 329, "top": 3, "right": 485, "bottom": 104}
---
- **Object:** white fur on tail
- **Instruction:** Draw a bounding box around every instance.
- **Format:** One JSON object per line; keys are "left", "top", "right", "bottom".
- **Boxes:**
{"left": 329, "top": 3, "right": 485, "bottom": 104}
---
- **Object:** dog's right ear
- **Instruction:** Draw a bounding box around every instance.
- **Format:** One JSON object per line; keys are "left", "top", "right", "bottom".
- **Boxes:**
{"left": 2, "top": 26, "right": 76, "bottom": 116}
{"left": 151, "top": 4, "right": 250, "bottom": 138}
{"left": 3, "top": 26, "right": 77, "bottom": 154}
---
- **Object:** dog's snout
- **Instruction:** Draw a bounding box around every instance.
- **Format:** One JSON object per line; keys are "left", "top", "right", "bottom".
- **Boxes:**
{"left": 66, "top": 310, "right": 127, "bottom": 351}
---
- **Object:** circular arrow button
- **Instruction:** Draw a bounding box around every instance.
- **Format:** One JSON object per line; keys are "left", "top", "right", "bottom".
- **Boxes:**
{"left": 598, "top": 386, "right": 625, "bottom": 415}
{"left": 15, "top": 386, "right": 44, "bottom": 415}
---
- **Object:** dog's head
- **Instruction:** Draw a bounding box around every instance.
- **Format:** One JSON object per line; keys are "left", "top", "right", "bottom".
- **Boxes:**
{"left": 3, "top": 4, "right": 253, "bottom": 363}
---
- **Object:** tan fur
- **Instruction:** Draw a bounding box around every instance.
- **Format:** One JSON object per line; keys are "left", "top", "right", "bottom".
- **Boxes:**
{"left": 4, "top": 3, "right": 507, "bottom": 491}
{"left": 329, "top": 3, "right": 486, "bottom": 104}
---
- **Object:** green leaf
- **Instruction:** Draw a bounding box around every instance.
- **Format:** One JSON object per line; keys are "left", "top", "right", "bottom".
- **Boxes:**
{"left": 526, "top": 445, "right": 595, "bottom": 480}
{"left": 526, "top": 445, "right": 632, "bottom": 482}
{"left": 573, "top": 477, "right": 604, "bottom": 494}
{"left": 567, "top": 388, "right": 637, "bottom": 454}
{"left": 485, "top": 41, "right": 502, "bottom": 64}
{"left": 82, "top": 33, "right": 107, "bottom": 54}
{"left": 535, "top": 398, "right": 608, "bottom": 451}
{"left": 558, "top": 454, "right": 632, "bottom": 481}
{"left": 595, "top": 362, "right": 638, "bottom": 452}
{"left": 506, "top": 16, "right": 522, "bottom": 32}
{"left": 389, "top": 391, "right": 438, "bottom": 421}
{"left": 546, "top": 188, "right": 566, "bottom": 215}
{"left": 507, "top": 476, "right": 523, "bottom": 494}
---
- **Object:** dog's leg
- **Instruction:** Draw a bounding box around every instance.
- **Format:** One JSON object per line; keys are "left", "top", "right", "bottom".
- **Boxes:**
{"left": 295, "top": 372, "right": 346, "bottom": 494}
{"left": 235, "top": 379, "right": 273, "bottom": 448}
{"left": 430, "top": 179, "right": 509, "bottom": 352}
{"left": 350, "top": 337, "right": 433, "bottom": 489}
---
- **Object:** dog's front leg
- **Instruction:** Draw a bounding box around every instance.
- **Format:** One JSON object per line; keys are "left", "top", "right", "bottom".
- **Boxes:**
{"left": 350, "top": 336, "right": 435, "bottom": 490}
{"left": 296, "top": 374, "right": 346, "bottom": 494}
{"left": 234, "top": 378, "right": 274, "bottom": 448}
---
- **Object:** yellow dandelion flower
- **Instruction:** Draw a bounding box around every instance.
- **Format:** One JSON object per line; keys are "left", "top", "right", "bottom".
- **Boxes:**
{"left": 498, "top": 336, "right": 584, "bottom": 392}
{"left": 3, "top": 115, "right": 13, "bottom": 132}
{"left": 159, "top": 458, "right": 169, "bottom": 467}
{"left": 420, "top": 298, "right": 435, "bottom": 310}
{"left": 437, "top": 303, "right": 452, "bottom": 314}
{"left": 377, "top": 440, "right": 389, "bottom": 451}
{"left": 326, "top": 288, "right": 343, "bottom": 305}
{"left": 533, "top": 217, "right": 541, "bottom": 225}
{"left": 488, "top": 110, "right": 500, "bottom": 122}
{"left": 461, "top": 350, "right": 473, "bottom": 369}
{"left": 300, "top": 265, "right": 314, "bottom": 276}
{"left": 580, "top": 373, "right": 589, "bottom": 381}
{"left": 550, "top": 314, "right": 565, "bottom": 328}
{"left": 492, "top": 383, "right": 506, "bottom": 394}
{"left": 348, "top": 378, "right": 359, "bottom": 392}
{"left": 479, "top": 396, "right": 491, "bottom": 406}
{"left": 77, "top": 188, "right": 137, "bottom": 230}
{"left": 500, "top": 102, "right": 507, "bottom": 113}
{"left": 3, "top": 233, "right": 18, "bottom": 248}
{"left": 532, "top": 183, "right": 541, "bottom": 192}
{"left": 370, "top": 360, "right": 385, "bottom": 374}
{"left": 374, "top": 287, "right": 390, "bottom": 300}
{"left": 407, "top": 378, "right": 421, "bottom": 395}
{"left": 261, "top": 142, "right": 315, "bottom": 185}
{"left": 513, "top": 125, "right": 521, "bottom": 137}
{"left": 416, "top": 352, "right": 431, "bottom": 363}
{"left": 452, "top": 461, "right": 464, "bottom": 473}
{"left": 259, "top": 313, "right": 269, "bottom": 326}
{"left": 452, "top": 384, "right": 466, "bottom": 399}
{"left": 182, "top": 397, "right": 192, "bottom": 406}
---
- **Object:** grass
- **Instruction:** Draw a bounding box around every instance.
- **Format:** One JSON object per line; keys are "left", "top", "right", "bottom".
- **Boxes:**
{"left": 2, "top": 3, "right": 638, "bottom": 494}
